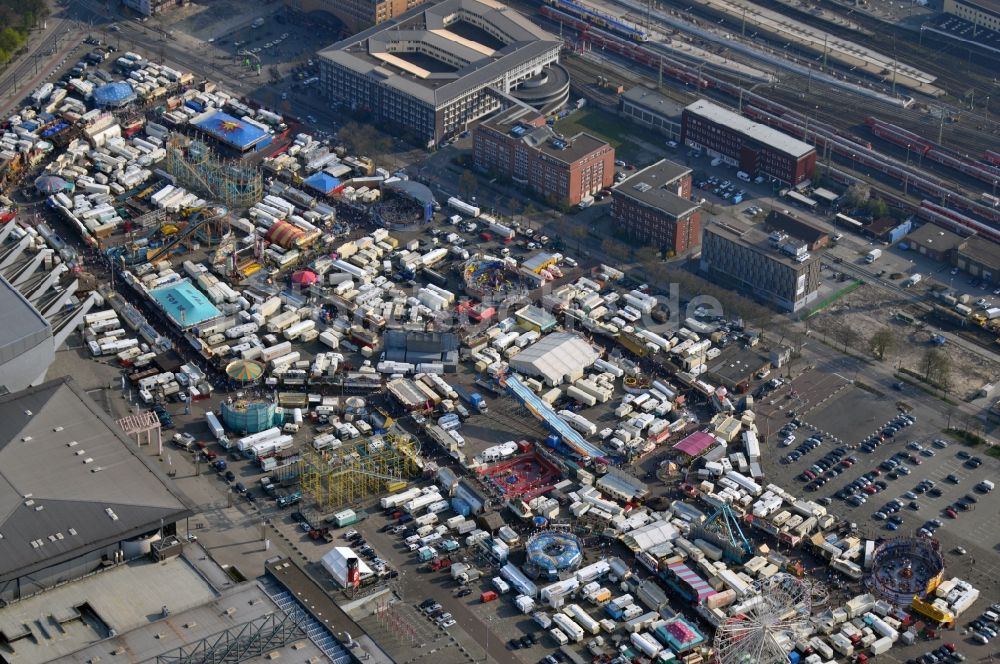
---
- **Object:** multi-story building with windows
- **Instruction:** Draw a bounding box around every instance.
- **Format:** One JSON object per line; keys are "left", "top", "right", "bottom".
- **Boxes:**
{"left": 700, "top": 220, "right": 822, "bottom": 312}
{"left": 610, "top": 159, "right": 700, "bottom": 256}
{"left": 473, "top": 105, "right": 614, "bottom": 206}
{"left": 619, "top": 87, "right": 684, "bottom": 142}
{"left": 318, "top": 0, "right": 563, "bottom": 147}
{"left": 681, "top": 100, "right": 816, "bottom": 186}
{"left": 942, "top": 0, "right": 1000, "bottom": 32}
{"left": 288, "top": 0, "right": 430, "bottom": 33}
{"left": 123, "top": 0, "right": 184, "bottom": 16}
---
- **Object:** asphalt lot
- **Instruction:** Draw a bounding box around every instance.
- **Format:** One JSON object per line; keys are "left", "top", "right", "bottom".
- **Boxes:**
{"left": 758, "top": 375, "right": 1000, "bottom": 652}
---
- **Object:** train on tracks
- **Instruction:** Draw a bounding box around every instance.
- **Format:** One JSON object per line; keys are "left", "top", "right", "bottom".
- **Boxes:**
{"left": 542, "top": 10, "right": 1000, "bottom": 235}
{"left": 541, "top": 0, "right": 650, "bottom": 42}
{"left": 864, "top": 117, "right": 1000, "bottom": 190}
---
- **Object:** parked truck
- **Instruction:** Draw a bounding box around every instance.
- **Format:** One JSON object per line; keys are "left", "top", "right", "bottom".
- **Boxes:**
{"left": 865, "top": 249, "right": 882, "bottom": 263}
{"left": 454, "top": 385, "right": 488, "bottom": 414}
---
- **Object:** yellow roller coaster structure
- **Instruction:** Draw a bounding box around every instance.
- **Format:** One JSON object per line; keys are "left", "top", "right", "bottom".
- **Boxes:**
{"left": 300, "top": 432, "right": 422, "bottom": 512}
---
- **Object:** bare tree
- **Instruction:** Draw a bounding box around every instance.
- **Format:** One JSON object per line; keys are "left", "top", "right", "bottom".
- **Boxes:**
{"left": 832, "top": 323, "right": 859, "bottom": 353}
{"left": 921, "top": 347, "right": 951, "bottom": 388}
{"left": 635, "top": 245, "right": 660, "bottom": 264}
{"left": 458, "top": 170, "right": 479, "bottom": 199}
{"left": 869, "top": 327, "right": 897, "bottom": 361}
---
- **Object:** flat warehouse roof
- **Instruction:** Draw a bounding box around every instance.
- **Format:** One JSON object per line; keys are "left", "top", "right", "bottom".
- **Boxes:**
{"left": 684, "top": 99, "right": 815, "bottom": 159}
{"left": 0, "top": 378, "right": 192, "bottom": 582}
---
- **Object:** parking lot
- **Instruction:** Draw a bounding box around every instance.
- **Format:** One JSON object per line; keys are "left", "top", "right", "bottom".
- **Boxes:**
{"left": 758, "top": 390, "right": 1000, "bottom": 599}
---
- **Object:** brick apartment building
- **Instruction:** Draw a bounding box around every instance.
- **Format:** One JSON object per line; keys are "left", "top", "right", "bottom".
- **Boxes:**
{"left": 287, "top": 0, "right": 429, "bottom": 32}
{"left": 611, "top": 159, "right": 701, "bottom": 256}
{"left": 473, "top": 106, "right": 614, "bottom": 207}
{"left": 681, "top": 100, "right": 817, "bottom": 186}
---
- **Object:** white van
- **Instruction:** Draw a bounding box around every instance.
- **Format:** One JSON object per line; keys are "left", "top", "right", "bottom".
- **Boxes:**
{"left": 492, "top": 577, "right": 511, "bottom": 594}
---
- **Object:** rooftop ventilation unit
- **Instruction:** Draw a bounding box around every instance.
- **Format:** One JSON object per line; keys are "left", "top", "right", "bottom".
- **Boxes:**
{"left": 633, "top": 183, "right": 652, "bottom": 192}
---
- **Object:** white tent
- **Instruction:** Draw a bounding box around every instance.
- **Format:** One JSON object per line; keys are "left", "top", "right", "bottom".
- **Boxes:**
{"left": 509, "top": 332, "right": 599, "bottom": 386}
{"left": 622, "top": 520, "right": 679, "bottom": 552}
{"left": 321, "top": 546, "right": 374, "bottom": 587}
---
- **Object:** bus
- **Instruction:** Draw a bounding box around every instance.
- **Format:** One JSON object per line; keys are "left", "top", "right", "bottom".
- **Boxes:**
{"left": 835, "top": 213, "right": 864, "bottom": 231}
{"left": 785, "top": 190, "right": 818, "bottom": 212}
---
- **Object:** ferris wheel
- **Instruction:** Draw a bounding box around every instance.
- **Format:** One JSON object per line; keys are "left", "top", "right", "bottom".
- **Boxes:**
{"left": 713, "top": 574, "right": 812, "bottom": 664}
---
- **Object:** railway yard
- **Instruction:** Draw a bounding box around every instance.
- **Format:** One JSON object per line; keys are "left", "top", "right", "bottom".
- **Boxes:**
{"left": 2, "top": 0, "right": 1000, "bottom": 664}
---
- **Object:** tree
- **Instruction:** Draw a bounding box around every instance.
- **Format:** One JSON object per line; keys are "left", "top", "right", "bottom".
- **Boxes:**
{"left": 869, "top": 327, "right": 897, "bottom": 361}
{"left": 844, "top": 183, "right": 871, "bottom": 209}
{"left": 921, "top": 347, "right": 951, "bottom": 388}
{"left": 831, "top": 323, "right": 859, "bottom": 353}
{"left": 568, "top": 224, "right": 588, "bottom": 252}
{"left": 601, "top": 238, "right": 629, "bottom": 261}
{"left": 866, "top": 198, "right": 889, "bottom": 219}
{"left": 635, "top": 245, "right": 660, "bottom": 264}
{"left": 335, "top": 122, "right": 391, "bottom": 161}
{"left": 458, "top": 170, "right": 479, "bottom": 199}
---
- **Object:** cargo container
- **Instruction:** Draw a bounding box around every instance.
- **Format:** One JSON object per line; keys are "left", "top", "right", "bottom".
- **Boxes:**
{"left": 206, "top": 411, "right": 225, "bottom": 442}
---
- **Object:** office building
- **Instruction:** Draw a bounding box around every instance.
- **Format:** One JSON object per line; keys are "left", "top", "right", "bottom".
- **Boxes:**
{"left": 318, "top": 0, "right": 563, "bottom": 147}
{"left": 700, "top": 220, "right": 822, "bottom": 312}
{"left": 942, "top": 0, "right": 1000, "bottom": 31}
{"left": 681, "top": 100, "right": 816, "bottom": 186}
{"left": 611, "top": 159, "right": 701, "bottom": 255}
{"left": 473, "top": 105, "right": 614, "bottom": 206}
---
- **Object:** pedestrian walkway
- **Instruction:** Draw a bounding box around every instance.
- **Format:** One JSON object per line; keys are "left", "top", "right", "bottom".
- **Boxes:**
{"left": 262, "top": 580, "right": 354, "bottom": 664}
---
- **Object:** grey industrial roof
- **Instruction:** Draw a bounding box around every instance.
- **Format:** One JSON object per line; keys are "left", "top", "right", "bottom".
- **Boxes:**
{"left": 684, "top": 99, "right": 814, "bottom": 159}
{"left": 621, "top": 86, "right": 686, "bottom": 118}
{"left": 319, "top": 0, "right": 562, "bottom": 107}
{"left": 0, "top": 554, "right": 218, "bottom": 664}
{"left": 0, "top": 275, "right": 51, "bottom": 367}
{"left": 613, "top": 159, "right": 699, "bottom": 218}
{"left": 509, "top": 332, "right": 600, "bottom": 384}
{"left": 0, "top": 378, "right": 193, "bottom": 582}
{"left": 958, "top": 235, "right": 1000, "bottom": 269}
{"left": 906, "top": 222, "right": 965, "bottom": 252}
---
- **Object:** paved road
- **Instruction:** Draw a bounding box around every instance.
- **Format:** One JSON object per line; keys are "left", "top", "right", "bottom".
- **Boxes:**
{"left": 0, "top": 6, "right": 89, "bottom": 116}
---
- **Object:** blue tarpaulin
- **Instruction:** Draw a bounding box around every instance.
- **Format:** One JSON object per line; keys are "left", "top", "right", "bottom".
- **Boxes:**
{"left": 303, "top": 171, "right": 341, "bottom": 194}
{"left": 150, "top": 279, "right": 222, "bottom": 328}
